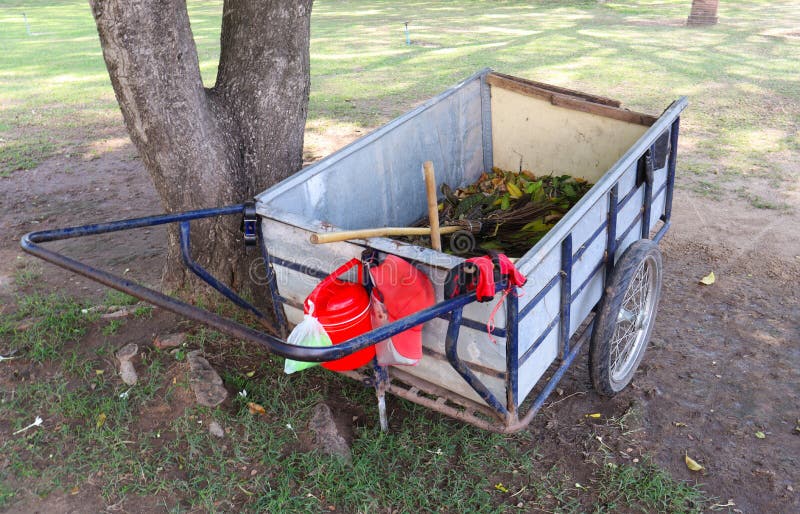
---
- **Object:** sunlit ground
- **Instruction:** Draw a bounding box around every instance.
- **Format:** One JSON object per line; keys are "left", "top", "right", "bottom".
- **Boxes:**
{"left": 1, "top": 0, "right": 798, "bottom": 206}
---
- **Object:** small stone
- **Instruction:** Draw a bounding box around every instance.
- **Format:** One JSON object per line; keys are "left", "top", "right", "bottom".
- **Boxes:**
{"left": 308, "top": 403, "right": 351, "bottom": 464}
{"left": 208, "top": 420, "right": 225, "bottom": 438}
{"left": 118, "top": 363, "right": 137, "bottom": 385}
{"left": 102, "top": 308, "right": 135, "bottom": 319}
{"left": 187, "top": 350, "right": 228, "bottom": 407}
{"left": 154, "top": 332, "right": 187, "bottom": 350}
{"left": 116, "top": 343, "right": 139, "bottom": 361}
{"left": 116, "top": 343, "right": 139, "bottom": 386}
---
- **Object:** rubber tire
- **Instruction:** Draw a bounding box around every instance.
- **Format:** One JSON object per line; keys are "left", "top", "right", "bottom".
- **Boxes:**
{"left": 590, "top": 239, "right": 663, "bottom": 397}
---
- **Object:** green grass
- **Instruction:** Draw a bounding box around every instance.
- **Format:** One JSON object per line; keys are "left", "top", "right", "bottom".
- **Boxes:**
{"left": 101, "top": 318, "right": 124, "bottom": 336}
{"left": 1, "top": 293, "right": 90, "bottom": 362}
{"left": 0, "top": 338, "right": 709, "bottom": 511}
{"left": 0, "top": 136, "right": 55, "bottom": 176}
{"left": 1, "top": 0, "right": 798, "bottom": 199}
{"left": 12, "top": 266, "right": 40, "bottom": 288}
{"left": 103, "top": 289, "right": 139, "bottom": 307}
{"left": 593, "top": 460, "right": 707, "bottom": 513}
{"left": 0, "top": 288, "right": 709, "bottom": 511}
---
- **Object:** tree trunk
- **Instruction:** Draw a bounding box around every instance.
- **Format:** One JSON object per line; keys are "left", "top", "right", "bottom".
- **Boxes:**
{"left": 687, "top": 0, "right": 719, "bottom": 26}
{"left": 89, "top": 0, "right": 312, "bottom": 297}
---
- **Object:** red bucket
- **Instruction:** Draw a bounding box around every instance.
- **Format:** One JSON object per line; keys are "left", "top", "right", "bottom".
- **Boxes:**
{"left": 305, "top": 258, "right": 375, "bottom": 372}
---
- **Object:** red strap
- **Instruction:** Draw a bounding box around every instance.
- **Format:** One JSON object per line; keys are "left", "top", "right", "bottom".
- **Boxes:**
{"left": 496, "top": 254, "right": 526, "bottom": 287}
{"left": 460, "top": 253, "right": 527, "bottom": 344}
{"left": 465, "top": 256, "right": 495, "bottom": 301}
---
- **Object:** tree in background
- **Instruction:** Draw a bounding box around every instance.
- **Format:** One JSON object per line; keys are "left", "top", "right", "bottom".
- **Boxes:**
{"left": 89, "top": 0, "right": 313, "bottom": 295}
{"left": 688, "top": 0, "right": 719, "bottom": 25}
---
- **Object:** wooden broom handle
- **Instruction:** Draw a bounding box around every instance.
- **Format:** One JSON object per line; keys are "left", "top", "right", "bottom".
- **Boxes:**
{"left": 423, "top": 161, "right": 442, "bottom": 251}
{"left": 310, "top": 225, "right": 461, "bottom": 244}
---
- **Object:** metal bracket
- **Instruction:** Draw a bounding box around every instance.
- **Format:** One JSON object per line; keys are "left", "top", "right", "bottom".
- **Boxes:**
{"left": 242, "top": 201, "right": 257, "bottom": 246}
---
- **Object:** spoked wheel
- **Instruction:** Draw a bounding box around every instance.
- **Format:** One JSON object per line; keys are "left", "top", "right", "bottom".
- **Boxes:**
{"left": 590, "top": 239, "right": 663, "bottom": 396}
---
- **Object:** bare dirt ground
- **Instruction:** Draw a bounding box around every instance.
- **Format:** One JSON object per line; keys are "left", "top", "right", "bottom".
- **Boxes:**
{"left": 1, "top": 133, "right": 799, "bottom": 513}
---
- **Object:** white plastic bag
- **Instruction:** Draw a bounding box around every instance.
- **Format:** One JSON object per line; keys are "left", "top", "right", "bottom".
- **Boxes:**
{"left": 284, "top": 310, "right": 332, "bottom": 374}
{"left": 370, "top": 294, "right": 419, "bottom": 366}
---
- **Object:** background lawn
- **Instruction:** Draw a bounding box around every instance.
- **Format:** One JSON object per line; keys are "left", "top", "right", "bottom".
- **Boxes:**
{"left": 2, "top": 0, "right": 798, "bottom": 199}
{"left": 1, "top": 1, "right": 798, "bottom": 512}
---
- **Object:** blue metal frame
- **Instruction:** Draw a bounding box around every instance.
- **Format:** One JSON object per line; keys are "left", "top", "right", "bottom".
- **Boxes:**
{"left": 179, "top": 220, "right": 268, "bottom": 322}
{"left": 559, "top": 235, "right": 573, "bottom": 357}
{"left": 445, "top": 308, "right": 510, "bottom": 419}
{"left": 504, "top": 292, "right": 519, "bottom": 413}
{"left": 641, "top": 146, "right": 654, "bottom": 238}
{"left": 654, "top": 117, "right": 681, "bottom": 243}
{"left": 606, "top": 183, "right": 619, "bottom": 279}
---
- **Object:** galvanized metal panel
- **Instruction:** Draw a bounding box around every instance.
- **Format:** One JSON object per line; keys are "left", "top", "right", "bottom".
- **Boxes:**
{"left": 649, "top": 161, "right": 669, "bottom": 232}
{"left": 617, "top": 187, "right": 644, "bottom": 234}
{"left": 257, "top": 70, "right": 489, "bottom": 230}
{"left": 516, "top": 244, "right": 561, "bottom": 353}
{"left": 569, "top": 263, "right": 604, "bottom": 335}
{"left": 516, "top": 328, "right": 559, "bottom": 405}
{"left": 654, "top": 161, "right": 668, "bottom": 191}
{"left": 260, "top": 218, "right": 365, "bottom": 313}
{"left": 480, "top": 73, "right": 494, "bottom": 174}
{"left": 569, "top": 196, "right": 607, "bottom": 293}
{"left": 650, "top": 189, "right": 667, "bottom": 231}
{"left": 616, "top": 161, "right": 640, "bottom": 215}
{"left": 392, "top": 353, "right": 506, "bottom": 407}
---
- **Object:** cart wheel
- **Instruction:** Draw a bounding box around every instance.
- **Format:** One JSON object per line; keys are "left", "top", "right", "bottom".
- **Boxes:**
{"left": 590, "top": 239, "right": 663, "bottom": 396}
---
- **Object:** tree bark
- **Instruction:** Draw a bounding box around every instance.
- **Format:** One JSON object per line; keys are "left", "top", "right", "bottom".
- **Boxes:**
{"left": 89, "top": 0, "right": 312, "bottom": 297}
{"left": 687, "top": 0, "right": 719, "bottom": 26}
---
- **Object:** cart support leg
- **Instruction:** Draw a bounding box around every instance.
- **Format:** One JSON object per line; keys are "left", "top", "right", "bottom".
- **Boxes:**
{"left": 374, "top": 364, "right": 390, "bottom": 431}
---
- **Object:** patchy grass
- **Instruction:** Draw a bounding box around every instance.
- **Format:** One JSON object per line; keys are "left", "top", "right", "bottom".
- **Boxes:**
{"left": 101, "top": 318, "right": 124, "bottom": 336}
{"left": 735, "top": 187, "right": 790, "bottom": 210}
{"left": 12, "top": 266, "right": 40, "bottom": 289}
{"left": 1, "top": 289, "right": 710, "bottom": 512}
{"left": 1, "top": 293, "right": 90, "bottom": 362}
{"left": 1, "top": 1, "right": 798, "bottom": 205}
{"left": 132, "top": 304, "right": 154, "bottom": 319}
{"left": 0, "top": 136, "right": 55, "bottom": 176}
{"left": 593, "top": 460, "right": 707, "bottom": 513}
{"left": 103, "top": 289, "right": 139, "bottom": 307}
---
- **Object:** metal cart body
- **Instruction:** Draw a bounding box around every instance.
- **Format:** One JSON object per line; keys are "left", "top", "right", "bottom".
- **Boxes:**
{"left": 22, "top": 70, "right": 686, "bottom": 432}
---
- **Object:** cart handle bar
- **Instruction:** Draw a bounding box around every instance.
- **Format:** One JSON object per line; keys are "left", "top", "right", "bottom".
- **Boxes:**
{"left": 20, "top": 205, "right": 497, "bottom": 362}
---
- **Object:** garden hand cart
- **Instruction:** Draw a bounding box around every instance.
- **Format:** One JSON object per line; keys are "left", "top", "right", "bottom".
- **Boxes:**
{"left": 22, "top": 70, "right": 687, "bottom": 432}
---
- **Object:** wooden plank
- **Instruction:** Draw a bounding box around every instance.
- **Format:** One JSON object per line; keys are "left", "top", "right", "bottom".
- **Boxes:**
{"left": 487, "top": 73, "right": 657, "bottom": 127}
{"left": 489, "top": 71, "right": 622, "bottom": 107}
